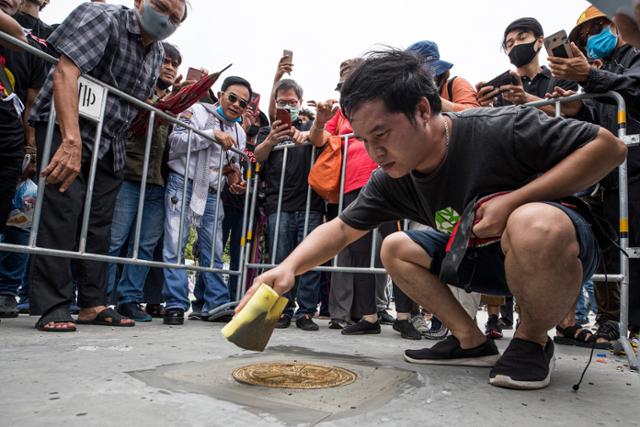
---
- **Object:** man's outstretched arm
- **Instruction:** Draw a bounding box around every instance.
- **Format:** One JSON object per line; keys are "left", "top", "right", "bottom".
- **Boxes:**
{"left": 235, "top": 218, "right": 368, "bottom": 313}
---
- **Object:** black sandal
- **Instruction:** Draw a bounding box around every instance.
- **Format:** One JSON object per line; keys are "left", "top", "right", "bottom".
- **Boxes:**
{"left": 35, "top": 306, "right": 77, "bottom": 332}
{"left": 75, "top": 307, "right": 135, "bottom": 327}
{"left": 554, "top": 324, "right": 610, "bottom": 349}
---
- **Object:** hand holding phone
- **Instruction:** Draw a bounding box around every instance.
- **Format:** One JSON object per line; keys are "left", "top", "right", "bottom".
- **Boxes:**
{"left": 186, "top": 67, "right": 206, "bottom": 81}
{"left": 544, "top": 30, "right": 573, "bottom": 58}
{"left": 275, "top": 108, "right": 292, "bottom": 129}
{"left": 480, "top": 70, "right": 518, "bottom": 90}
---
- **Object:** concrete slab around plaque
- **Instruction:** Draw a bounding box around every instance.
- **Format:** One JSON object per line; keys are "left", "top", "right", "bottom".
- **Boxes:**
{"left": 129, "top": 346, "right": 419, "bottom": 425}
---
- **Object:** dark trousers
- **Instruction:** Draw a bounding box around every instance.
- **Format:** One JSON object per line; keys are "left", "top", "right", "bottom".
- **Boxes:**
{"left": 0, "top": 157, "right": 22, "bottom": 236}
{"left": 29, "top": 124, "right": 123, "bottom": 315}
{"left": 222, "top": 203, "right": 243, "bottom": 302}
{"left": 143, "top": 237, "right": 164, "bottom": 305}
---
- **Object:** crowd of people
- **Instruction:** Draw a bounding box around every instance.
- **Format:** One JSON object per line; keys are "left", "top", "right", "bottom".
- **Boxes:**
{"left": 0, "top": 0, "right": 639, "bottom": 391}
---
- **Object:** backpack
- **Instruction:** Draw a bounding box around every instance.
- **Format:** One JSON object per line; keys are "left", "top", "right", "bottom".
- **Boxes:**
{"left": 308, "top": 113, "right": 346, "bottom": 204}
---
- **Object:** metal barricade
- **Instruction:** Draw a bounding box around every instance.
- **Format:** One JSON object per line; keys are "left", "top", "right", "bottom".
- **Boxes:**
{"left": 528, "top": 91, "right": 639, "bottom": 370}
{"left": 0, "top": 30, "right": 252, "bottom": 311}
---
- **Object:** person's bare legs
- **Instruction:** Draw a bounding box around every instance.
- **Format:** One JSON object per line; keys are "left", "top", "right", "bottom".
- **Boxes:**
{"left": 501, "top": 203, "right": 582, "bottom": 347}
{"left": 380, "top": 233, "right": 486, "bottom": 349}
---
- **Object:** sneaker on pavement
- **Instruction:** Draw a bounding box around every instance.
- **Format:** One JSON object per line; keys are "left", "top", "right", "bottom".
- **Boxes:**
{"left": 342, "top": 319, "right": 381, "bottom": 335}
{"left": 378, "top": 310, "right": 395, "bottom": 325}
{"left": 497, "top": 318, "right": 513, "bottom": 330}
{"left": 118, "top": 302, "right": 152, "bottom": 322}
{"left": 489, "top": 337, "right": 555, "bottom": 390}
{"left": 0, "top": 295, "right": 18, "bottom": 318}
{"left": 393, "top": 319, "right": 422, "bottom": 340}
{"left": 163, "top": 308, "right": 185, "bottom": 325}
{"left": 411, "top": 314, "right": 429, "bottom": 334}
{"left": 275, "top": 313, "right": 292, "bottom": 329}
{"left": 328, "top": 319, "right": 353, "bottom": 330}
{"left": 296, "top": 314, "right": 319, "bottom": 331}
{"left": 424, "top": 323, "right": 449, "bottom": 340}
{"left": 404, "top": 335, "right": 500, "bottom": 367}
{"left": 485, "top": 315, "right": 504, "bottom": 339}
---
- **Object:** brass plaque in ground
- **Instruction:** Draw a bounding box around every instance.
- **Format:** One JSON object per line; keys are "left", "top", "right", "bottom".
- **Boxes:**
{"left": 232, "top": 362, "right": 357, "bottom": 389}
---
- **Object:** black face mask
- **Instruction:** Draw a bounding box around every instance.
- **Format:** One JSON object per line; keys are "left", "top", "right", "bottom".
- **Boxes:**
{"left": 508, "top": 41, "right": 539, "bottom": 68}
{"left": 247, "top": 125, "right": 260, "bottom": 137}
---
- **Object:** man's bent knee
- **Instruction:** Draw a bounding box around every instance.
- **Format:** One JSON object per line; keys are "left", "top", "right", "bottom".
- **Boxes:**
{"left": 380, "top": 232, "right": 432, "bottom": 270}
{"left": 502, "top": 203, "right": 579, "bottom": 258}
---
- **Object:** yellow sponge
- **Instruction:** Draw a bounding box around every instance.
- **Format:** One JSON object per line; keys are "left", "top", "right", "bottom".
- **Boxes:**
{"left": 221, "top": 284, "right": 289, "bottom": 352}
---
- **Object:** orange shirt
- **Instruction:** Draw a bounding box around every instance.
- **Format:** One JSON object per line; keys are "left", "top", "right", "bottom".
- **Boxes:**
{"left": 440, "top": 76, "right": 480, "bottom": 112}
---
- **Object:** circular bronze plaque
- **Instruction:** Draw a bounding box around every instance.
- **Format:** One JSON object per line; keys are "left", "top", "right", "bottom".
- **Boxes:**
{"left": 232, "top": 362, "right": 357, "bottom": 389}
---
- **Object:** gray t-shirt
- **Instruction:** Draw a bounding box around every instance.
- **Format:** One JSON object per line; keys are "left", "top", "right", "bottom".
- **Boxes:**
{"left": 339, "top": 106, "right": 600, "bottom": 234}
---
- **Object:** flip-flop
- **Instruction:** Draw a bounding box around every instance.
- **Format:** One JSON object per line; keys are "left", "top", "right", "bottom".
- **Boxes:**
{"left": 76, "top": 307, "right": 135, "bottom": 327}
{"left": 35, "top": 306, "right": 77, "bottom": 332}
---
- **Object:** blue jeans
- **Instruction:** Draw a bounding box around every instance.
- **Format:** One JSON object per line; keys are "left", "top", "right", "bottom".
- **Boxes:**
{"left": 107, "top": 180, "right": 165, "bottom": 304}
{"left": 268, "top": 211, "right": 322, "bottom": 319}
{"left": 0, "top": 227, "right": 30, "bottom": 296}
{"left": 162, "top": 173, "right": 228, "bottom": 312}
{"left": 576, "top": 279, "right": 597, "bottom": 322}
{"left": 222, "top": 203, "right": 243, "bottom": 302}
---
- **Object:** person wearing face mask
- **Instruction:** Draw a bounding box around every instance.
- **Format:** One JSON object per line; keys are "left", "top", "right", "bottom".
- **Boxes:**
{"left": 27, "top": 0, "right": 186, "bottom": 332}
{"left": 476, "top": 17, "right": 578, "bottom": 116}
{"left": 254, "top": 75, "right": 325, "bottom": 332}
{"left": 105, "top": 43, "right": 182, "bottom": 322}
{"left": 547, "top": 5, "right": 640, "bottom": 345}
{"left": 162, "top": 76, "right": 250, "bottom": 325}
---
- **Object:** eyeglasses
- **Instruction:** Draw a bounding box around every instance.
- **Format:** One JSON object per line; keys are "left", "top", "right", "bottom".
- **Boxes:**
{"left": 275, "top": 100, "right": 299, "bottom": 108}
{"left": 224, "top": 92, "right": 249, "bottom": 109}
{"left": 575, "top": 18, "right": 609, "bottom": 48}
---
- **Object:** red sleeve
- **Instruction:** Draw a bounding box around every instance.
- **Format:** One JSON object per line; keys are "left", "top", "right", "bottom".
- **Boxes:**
{"left": 324, "top": 109, "right": 341, "bottom": 135}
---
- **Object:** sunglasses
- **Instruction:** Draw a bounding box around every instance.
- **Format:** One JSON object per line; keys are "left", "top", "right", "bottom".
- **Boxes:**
{"left": 224, "top": 92, "right": 249, "bottom": 109}
{"left": 575, "top": 18, "right": 609, "bottom": 48}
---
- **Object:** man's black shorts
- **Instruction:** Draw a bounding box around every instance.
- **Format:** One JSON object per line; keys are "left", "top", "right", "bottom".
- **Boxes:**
{"left": 404, "top": 202, "right": 601, "bottom": 296}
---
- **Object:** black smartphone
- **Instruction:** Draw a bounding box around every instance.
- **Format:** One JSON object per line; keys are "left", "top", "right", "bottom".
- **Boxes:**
{"left": 481, "top": 70, "right": 518, "bottom": 90}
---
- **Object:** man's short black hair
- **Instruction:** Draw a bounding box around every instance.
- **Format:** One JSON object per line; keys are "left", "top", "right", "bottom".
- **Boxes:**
{"left": 161, "top": 42, "right": 182, "bottom": 66}
{"left": 502, "top": 17, "right": 544, "bottom": 50}
{"left": 221, "top": 76, "right": 252, "bottom": 100}
{"left": 274, "top": 78, "right": 303, "bottom": 101}
{"left": 340, "top": 49, "right": 442, "bottom": 125}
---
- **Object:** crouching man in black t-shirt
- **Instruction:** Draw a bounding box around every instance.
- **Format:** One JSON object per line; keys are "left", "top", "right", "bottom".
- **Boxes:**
{"left": 236, "top": 50, "right": 626, "bottom": 390}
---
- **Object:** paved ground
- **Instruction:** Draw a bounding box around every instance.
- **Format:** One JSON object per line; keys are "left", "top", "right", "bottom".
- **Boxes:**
{"left": 0, "top": 311, "right": 638, "bottom": 427}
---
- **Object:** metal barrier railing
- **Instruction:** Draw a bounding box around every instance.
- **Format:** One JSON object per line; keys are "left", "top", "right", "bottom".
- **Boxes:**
{"left": 0, "top": 30, "right": 252, "bottom": 310}
{"left": 527, "top": 91, "right": 639, "bottom": 370}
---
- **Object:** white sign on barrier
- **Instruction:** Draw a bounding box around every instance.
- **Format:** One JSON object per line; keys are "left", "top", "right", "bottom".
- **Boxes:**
{"left": 78, "top": 76, "right": 106, "bottom": 122}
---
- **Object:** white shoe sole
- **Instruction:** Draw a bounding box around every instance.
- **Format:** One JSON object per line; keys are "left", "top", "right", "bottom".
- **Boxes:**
{"left": 489, "top": 357, "right": 555, "bottom": 390}
{"left": 404, "top": 352, "right": 501, "bottom": 367}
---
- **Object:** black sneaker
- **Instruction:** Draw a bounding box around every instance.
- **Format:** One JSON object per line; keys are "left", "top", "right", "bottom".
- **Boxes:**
{"left": 378, "top": 310, "right": 395, "bottom": 325}
{"left": 485, "top": 315, "right": 504, "bottom": 339}
{"left": 328, "top": 319, "right": 353, "bottom": 330}
{"left": 393, "top": 319, "right": 422, "bottom": 340}
{"left": 489, "top": 337, "right": 554, "bottom": 390}
{"left": 404, "top": 335, "right": 500, "bottom": 367}
{"left": 117, "top": 302, "right": 152, "bottom": 322}
{"left": 275, "top": 313, "right": 292, "bottom": 329}
{"left": 342, "top": 319, "right": 381, "bottom": 335}
{"left": 0, "top": 295, "right": 18, "bottom": 318}
{"left": 296, "top": 315, "right": 319, "bottom": 331}
{"left": 163, "top": 308, "right": 185, "bottom": 325}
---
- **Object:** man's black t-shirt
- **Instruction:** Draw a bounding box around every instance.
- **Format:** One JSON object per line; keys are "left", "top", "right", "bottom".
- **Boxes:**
{"left": 0, "top": 100, "right": 25, "bottom": 158}
{"left": 0, "top": 37, "right": 47, "bottom": 106}
{"left": 258, "top": 119, "right": 325, "bottom": 216}
{"left": 339, "top": 106, "right": 599, "bottom": 233}
{"left": 14, "top": 13, "right": 54, "bottom": 39}
{"left": 496, "top": 66, "right": 577, "bottom": 106}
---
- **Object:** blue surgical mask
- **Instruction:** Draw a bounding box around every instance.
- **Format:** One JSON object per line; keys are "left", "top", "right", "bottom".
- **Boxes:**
{"left": 586, "top": 26, "right": 618, "bottom": 60}
{"left": 216, "top": 105, "right": 241, "bottom": 123}
{"left": 136, "top": 0, "right": 179, "bottom": 41}
{"left": 283, "top": 105, "right": 300, "bottom": 122}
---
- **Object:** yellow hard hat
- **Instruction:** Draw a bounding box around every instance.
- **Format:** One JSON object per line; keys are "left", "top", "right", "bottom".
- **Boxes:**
{"left": 569, "top": 6, "right": 610, "bottom": 43}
